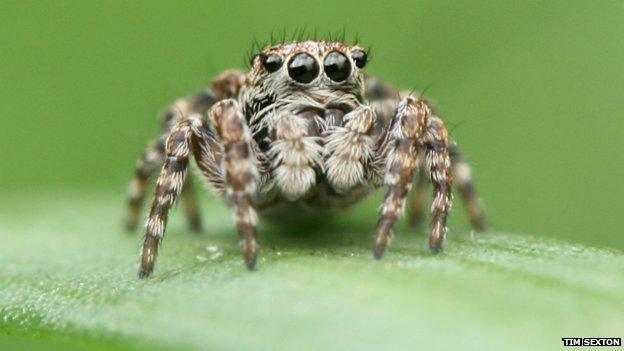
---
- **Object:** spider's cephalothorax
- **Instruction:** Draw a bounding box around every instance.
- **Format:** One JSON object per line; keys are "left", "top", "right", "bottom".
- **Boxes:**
{"left": 125, "top": 40, "right": 488, "bottom": 278}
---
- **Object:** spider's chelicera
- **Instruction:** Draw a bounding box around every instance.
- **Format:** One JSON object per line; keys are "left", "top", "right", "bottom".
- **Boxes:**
{"left": 125, "top": 40, "right": 488, "bottom": 278}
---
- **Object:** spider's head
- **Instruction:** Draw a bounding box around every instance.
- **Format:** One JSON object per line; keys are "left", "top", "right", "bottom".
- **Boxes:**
{"left": 243, "top": 41, "right": 368, "bottom": 124}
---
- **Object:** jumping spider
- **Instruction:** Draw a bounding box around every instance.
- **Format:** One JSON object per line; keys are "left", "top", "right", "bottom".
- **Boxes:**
{"left": 125, "top": 40, "right": 488, "bottom": 278}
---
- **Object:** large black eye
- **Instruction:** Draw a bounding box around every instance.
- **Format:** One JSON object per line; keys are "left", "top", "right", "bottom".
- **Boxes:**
{"left": 351, "top": 50, "right": 367, "bottom": 69}
{"left": 287, "top": 53, "right": 319, "bottom": 84}
{"left": 324, "top": 51, "right": 351, "bottom": 82}
{"left": 260, "top": 53, "right": 283, "bottom": 73}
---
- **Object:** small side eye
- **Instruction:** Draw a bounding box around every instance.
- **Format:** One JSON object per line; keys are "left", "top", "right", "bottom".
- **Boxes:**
{"left": 260, "top": 53, "right": 283, "bottom": 73}
{"left": 351, "top": 50, "right": 367, "bottom": 69}
{"left": 288, "top": 53, "right": 320, "bottom": 84}
{"left": 324, "top": 51, "right": 351, "bottom": 82}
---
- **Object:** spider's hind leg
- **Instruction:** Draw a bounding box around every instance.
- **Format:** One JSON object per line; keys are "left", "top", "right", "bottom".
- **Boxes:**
{"left": 448, "top": 141, "right": 488, "bottom": 230}
{"left": 407, "top": 140, "right": 488, "bottom": 231}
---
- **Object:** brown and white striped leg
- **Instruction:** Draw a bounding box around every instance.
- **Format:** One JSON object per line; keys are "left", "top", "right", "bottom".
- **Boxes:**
{"left": 125, "top": 134, "right": 203, "bottom": 233}
{"left": 126, "top": 99, "right": 203, "bottom": 233}
{"left": 126, "top": 70, "right": 246, "bottom": 233}
{"left": 374, "top": 97, "right": 428, "bottom": 259}
{"left": 448, "top": 141, "right": 488, "bottom": 230}
{"left": 373, "top": 97, "right": 453, "bottom": 258}
{"left": 210, "top": 99, "right": 260, "bottom": 270}
{"left": 408, "top": 139, "right": 488, "bottom": 232}
{"left": 423, "top": 116, "right": 453, "bottom": 252}
{"left": 139, "top": 116, "right": 201, "bottom": 278}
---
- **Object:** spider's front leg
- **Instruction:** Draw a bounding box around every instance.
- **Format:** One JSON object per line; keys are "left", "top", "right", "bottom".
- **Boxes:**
{"left": 365, "top": 74, "right": 488, "bottom": 232}
{"left": 139, "top": 114, "right": 201, "bottom": 278}
{"left": 125, "top": 70, "right": 246, "bottom": 233}
{"left": 373, "top": 97, "right": 453, "bottom": 258}
{"left": 210, "top": 100, "right": 261, "bottom": 270}
{"left": 125, "top": 131, "right": 202, "bottom": 233}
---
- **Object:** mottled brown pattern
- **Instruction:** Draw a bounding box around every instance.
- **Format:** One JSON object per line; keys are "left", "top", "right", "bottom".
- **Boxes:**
{"left": 125, "top": 135, "right": 203, "bottom": 233}
{"left": 448, "top": 142, "right": 489, "bottom": 230}
{"left": 139, "top": 119, "right": 194, "bottom": 278}
{"left": 126, "top": 40, "right": 488, "bottom": 277}
{"left": 373, "top": 97, "right": 430, "bottom": 259}
{"left": 211, "top": 100, "right": 260, "bottom": 269}
{"left": 423, "top": 116, "right": 453, "bottom": 252}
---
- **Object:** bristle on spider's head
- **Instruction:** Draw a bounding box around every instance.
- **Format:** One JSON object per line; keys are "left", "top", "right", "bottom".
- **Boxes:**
{"left": 244, "top": 28, "right": 366, "bottom": 69}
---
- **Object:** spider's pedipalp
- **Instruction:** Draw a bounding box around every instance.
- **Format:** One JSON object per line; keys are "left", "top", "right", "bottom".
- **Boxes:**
{"left": 325, "top": 106, "right": 376, "bottom": 191}
{"left": 268, "top": 111, "right": 323, "bottom": 199}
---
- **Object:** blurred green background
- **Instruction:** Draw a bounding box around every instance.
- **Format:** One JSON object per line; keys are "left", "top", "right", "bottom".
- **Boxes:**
{"left": 2, "top": 0, "right": 623, "bottom": 249}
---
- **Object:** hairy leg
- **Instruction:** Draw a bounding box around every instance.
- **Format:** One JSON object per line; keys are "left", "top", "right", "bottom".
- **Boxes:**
{"left": 422, "top": 116, "right": 453, "bottom": 252}
{"left": 210, "top": 99, "right": 260, "bottom": 270}
{"left": 139, "top": 115, "right": 202, "bottom": 278}
{"left": 407, "top": 138, "right": 488, "bottom": 231}
{"left": 448, "top": 141, "right": 488, "bottom": 230}
{"left": 373, "top": 97, "right": 453, "bottom": 258}
{"left": 365, "top": 74, "right": 487, "bottom": 232}
{"left": 373, "top": 97, "right": 428, "bottom": 258}
{"left": 125, "top": 70, "right": 246, "bottom": 231}
{"left": 125, "top": 134, "right": 204, "bottom": 232}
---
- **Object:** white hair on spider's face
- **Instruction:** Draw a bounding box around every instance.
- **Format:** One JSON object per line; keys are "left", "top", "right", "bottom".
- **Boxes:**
{"left": 242, "top": 41, "right": 368, "bottom": 134}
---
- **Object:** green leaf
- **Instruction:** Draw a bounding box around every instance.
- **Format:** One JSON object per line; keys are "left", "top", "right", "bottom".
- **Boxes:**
{"left": 1, "top": 192, "right": 623, "bottom": 351}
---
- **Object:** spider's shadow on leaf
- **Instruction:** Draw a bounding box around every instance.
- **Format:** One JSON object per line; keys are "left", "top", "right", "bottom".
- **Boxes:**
{"left": 255, "top": 203, "right": 377, "bottom": 249}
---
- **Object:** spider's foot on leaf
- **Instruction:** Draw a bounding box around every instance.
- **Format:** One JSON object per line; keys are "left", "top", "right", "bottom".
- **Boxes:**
{"left": 473, "top": 216, "right": 490, "bottom": 232}
{"left": 373, "top": 239, "right": 389, "bottom": 260}
{"left": 137, "top": 269, "right": 151, "bottom": 279}
{"left": 188, "top": 219, "right": 203, "bottom": 234}
{"left": 245, "top": 259, "right": 257, "bottom": 271}
{"left": 372, "top": 249, "right": 385, "bottom": 260}
{"left": 243, "top": 247, "right": 258, "bottom": 271}
{"left": 429, "top": 244, "right": 444, "bottom": 254}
